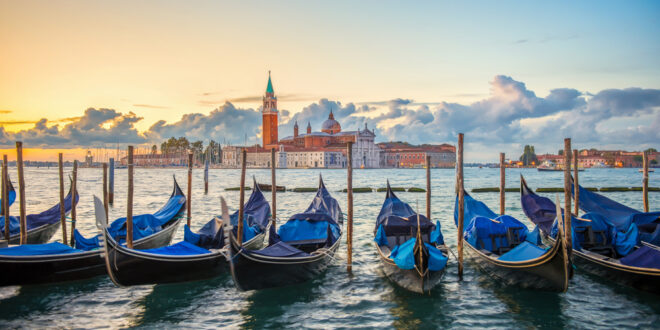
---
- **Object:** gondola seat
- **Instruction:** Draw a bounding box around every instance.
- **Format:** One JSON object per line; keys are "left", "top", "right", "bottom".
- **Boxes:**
{"left": 574, "top": 225, "right": 616, "bottom": 257}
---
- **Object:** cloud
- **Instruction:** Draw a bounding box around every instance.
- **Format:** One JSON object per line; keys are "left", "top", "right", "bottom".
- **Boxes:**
{"left": 145, "top": 102, "right": 262, "bottom": 145}
{"left": 2, "top": 75, "right": 658, "bottom": 161}
{"left": 0, "top": 110, "right": 12, "bottom": 114}
{"left": 0, "top": 108, "right": 147, "bottom": 147}
{"left": 133, "top": 104, "right": 170, "bottom": 109}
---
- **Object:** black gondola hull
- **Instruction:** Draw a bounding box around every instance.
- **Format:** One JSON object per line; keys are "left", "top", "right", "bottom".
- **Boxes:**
{"left": 0, "top": 217, "right": 181, "bottom": 286}
{"left": 104, "top": 231, "right": 265, "bottom": 286}
{"left": 228, "top": 232, "right": 339, "bottom": 291}
{"left": 377, "top": 245, "right": 446, "bottom": 294}
{"left": 5, "top": 221, "right": 60, "bottom": 245}
{"left": 464, "top": 236, "right": 570, "bottom": 292}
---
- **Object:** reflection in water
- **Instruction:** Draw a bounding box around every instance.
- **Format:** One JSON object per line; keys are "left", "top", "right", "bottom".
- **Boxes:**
{"left": 491, "top": 286, "right": 565, "bottom": 329}
{"left": 241, "top": 278, "right": 319, "bottom": 328}
{"left": 0, "top": 277, "right": 105, "bottom": 320}
{"left": 130, "top": 275, "right": 237, "bottom": 327}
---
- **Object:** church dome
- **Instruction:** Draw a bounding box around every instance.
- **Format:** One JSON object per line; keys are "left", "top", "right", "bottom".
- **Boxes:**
{"left": 321, "top": 110, "right": 341, "bottom": 134}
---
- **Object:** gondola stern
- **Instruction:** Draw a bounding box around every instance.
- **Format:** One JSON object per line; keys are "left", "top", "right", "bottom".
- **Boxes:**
{"left": 172, "top": 175, "right": 184, "bottom": 197}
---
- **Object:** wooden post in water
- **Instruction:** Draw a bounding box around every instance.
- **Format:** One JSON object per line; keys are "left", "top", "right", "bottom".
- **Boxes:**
{"left": 108, "top": 157, "right": 114, "bottom": 204}
{"left": 563, "top": 139, "right": 572, "bottom": 253}
{"left": 643, "top": 151, "right": 649, "bottom": 213}
{"left": 237, "top": 149, "right": 247, "bottom": 246}
{"left": 426, "top": 156, "right": 431, "bottom": 220}
{"left": 271, "top": 148, "right": 277, "bottom": 228}
{"left": 457, "top": 133, "right": 465, "bottom": 278}
{"left": 187, "top": 151, "right": 193, "bottom": 227}
{"left": 573, "top": 149, "right": 579, "bottom": 215}
{"left": 70, "top": 160, "right": 77, "bottom": 246}
{"left": 499, "top": 152, "right": 505, "bottom": 215}
{"left": 126, "top": 146, "right": 134, "bottom": 249}
{"left": 103, "top": 163, "right": 108, "bottom": 220}
{"left": 2, "top": 155, "right": 9, "bottom": 241}
{"left": 204, "top": 148, "right": 209, "bottom": 195}
{"left": 347, "top": 142, "right": 354, "bottom": 272}
{"left": 58, "top": 153, "right": 68, "bottom": 245}
{"left": 16, "top": 142, "right": 27, "bottom": 245}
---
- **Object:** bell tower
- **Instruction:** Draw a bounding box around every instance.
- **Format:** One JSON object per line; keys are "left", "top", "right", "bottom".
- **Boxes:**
{"left": 262, "top": 71, "right": 279, "bottom": 147}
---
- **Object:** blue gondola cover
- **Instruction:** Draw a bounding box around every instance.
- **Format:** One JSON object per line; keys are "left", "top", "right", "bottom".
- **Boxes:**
{"left": 374, "top": 225, "right": 388, "bottom": 246}
{"left": 74, "top": 229, "right": 100, "bottom": 251}
{"left": 248, "top": 241, "right": 310, "bottom": 258}
{"left": 0, "top": 242, "right": 81, "bottom": 256}
{"left": 1, "top": 191, "right": 78, "bottom": 236}
{"left": 389, "top": 237, "right": 448, "bottom": 271}
{"left": 498, "top": 241, "right": 547, "bottom": 262}
{"left": 620, "top": 245, "right": 660, "bottom": 269}
{"left": 139, "top": 241, "right": 211, "bottom": 256}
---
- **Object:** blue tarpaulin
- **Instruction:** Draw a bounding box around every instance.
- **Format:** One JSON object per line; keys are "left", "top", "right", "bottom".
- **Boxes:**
{"left": 0, "top": 242, "right": 82, "bottom": 256}
{"left": 430, "top": 221, "right": 444, "bottom": 245}
{"left": 454, "top": 193, "right": 498, "bottom": 228}
{"left": 248, "top": 241, "right": 310, "bottom": 258}
{"left": 139, "top": 241, "right": 211, "bottom": 256}
{"left": 1, "top": 189, "right": 78, "bottom": 236}
{"left": 229, "top": 182, "right": 271, "bottom": 242}
{"left": 74, "top": 229, "right": 100, "bottom": 251}
{"left": 620, "top": 245, "right": 660, "bottom": 269}
{"left": 374, "top": 224, "right": 388, "bottom": 246}
{"left": 464, "top": 215, "right": 528, "bottom": 252}
{"left": 376, "top": 185, "right": 434, "bottom": 234}
{"left": 389, "top": 237, "right": 448, "bottom": 271}
{"left": 498, "top": 241, "right": 548, "bottom": 262}
{"left": 521, "top": 181, "right": 557, "bottom": 234}
{"left": 526, "top": 226, "right": 542, "bottom": 245}
{"left": 276, "top": 178, "right": 342, "bottom": 246}
{"left": 0, "top": 178, "right": 15, "bottom": 214}
{"left": 573, "top": 180, "right": 660, "bottom": 233}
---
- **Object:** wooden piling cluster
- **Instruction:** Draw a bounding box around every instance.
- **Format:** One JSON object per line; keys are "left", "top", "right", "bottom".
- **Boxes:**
{"left": 103, "top": 163, "right": 109, "bottom": 219}
{"left": 426, "top": 157, "right": 431, "bottom": 220}
{"left": 204, "top": 148, "right": 209, "bottom": 195}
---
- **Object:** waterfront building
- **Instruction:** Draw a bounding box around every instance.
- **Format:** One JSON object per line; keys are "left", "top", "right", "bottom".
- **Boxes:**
{"left": 378, "top": 142, "right": 456, "bottom": 168}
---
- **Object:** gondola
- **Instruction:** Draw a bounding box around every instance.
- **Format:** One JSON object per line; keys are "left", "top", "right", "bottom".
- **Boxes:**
{"left": 0, "top": 179, "right": 78, "bottom": 245}
{"left": 101, "top": 179, "right": 271, "bottom": 286}
{"left": 373, "top": 182, "right": 448, "bottom": 293}
{"left": 521, "top": 175, "right": 660, "bottom": 294}
{"left": 454, "top": 191, "right": 570, "bottom": 292}
{"left": 228, "top": 176, "right": 342, "bottom": 291}
{"left": 0, "top": 177, "right": 185, "bottom": 286}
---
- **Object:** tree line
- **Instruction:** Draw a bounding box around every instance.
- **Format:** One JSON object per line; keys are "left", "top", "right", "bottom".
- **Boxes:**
{"left": 157, "top": 137, "right": 221, "bottom": 163}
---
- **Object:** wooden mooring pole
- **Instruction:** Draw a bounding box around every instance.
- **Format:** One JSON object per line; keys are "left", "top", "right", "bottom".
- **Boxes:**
{"left": 58, "top": 153, "right": 68, "bottom": 245}
{"left": 16, "top": 142, "right": 27, "bottom": 245}
{"left": 643, "top": 151, "right": 649, "bottom": 212}
{"left": 70, "top": 160, "right": 77, "bottom": 246}
{"left": 2, "top": 155, "right": 8, "bottom": 241}
{"left": 499, "top": 152, "right": 505, "bottom": 215}
{"left": 347, "top": 142, "right": 354, "bottom": 272}
{"left": 457, "top": 133, "right": 465, "bottom": 278}
{"left": 108, "top": 157, "right": 114, "bottom": 204}
{"left": 237, "top": 149, "right": 247, "bottom": 246}
{"left": 426, "top": 156, "right": 431, "bottom": 220}
{"left": 127, "top": 146, "right": 134, "bottom": 249}
{"left": 187, "top": 151, "right": 193, "bottom": 227}
{"left": 563, "top": 139, "right": 572, "bottom": 254}
{"left": 573, "top": 149, "right": 579, "bottom": 215}
{"left": 103, "top": 163, "right": 108, "bottom": 220}
{"left": 271, "top": 148, "right": 277, "bottom": 228}
{"left": 2, "top": 155, "right": 9, "bottom": 241}
{"left": 204, "top": 148, "right": 209, "bottom": 195}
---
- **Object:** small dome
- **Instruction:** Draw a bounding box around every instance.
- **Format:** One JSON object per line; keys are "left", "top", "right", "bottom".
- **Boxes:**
{"left": 321, "top": 110, "right": 341, "bottom": 134}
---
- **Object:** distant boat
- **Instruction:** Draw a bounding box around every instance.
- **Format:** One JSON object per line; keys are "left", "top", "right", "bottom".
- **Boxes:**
{"left": 591, "top": 162, "right": 612, "bottom": 169}
{"left": 537, "top": 160, "right": 583, "bottom": 172}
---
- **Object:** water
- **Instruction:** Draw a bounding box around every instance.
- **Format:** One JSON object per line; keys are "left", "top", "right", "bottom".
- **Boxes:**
{"left": 1, "top": 167, "right": 659, "bottom": 329}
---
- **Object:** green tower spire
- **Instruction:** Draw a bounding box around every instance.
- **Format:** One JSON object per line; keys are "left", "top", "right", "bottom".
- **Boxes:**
{"left": 266, "top": 70, "right": 274, "bottom": 94}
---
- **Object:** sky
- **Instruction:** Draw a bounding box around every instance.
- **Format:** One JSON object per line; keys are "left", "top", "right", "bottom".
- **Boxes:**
{"left": 1, "top": 0, "right": 659, "bottom": 161}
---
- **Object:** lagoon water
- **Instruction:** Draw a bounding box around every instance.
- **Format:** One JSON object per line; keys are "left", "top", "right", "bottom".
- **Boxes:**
{"left": 0, "top": 167, "right": 659, "bottom": 329}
